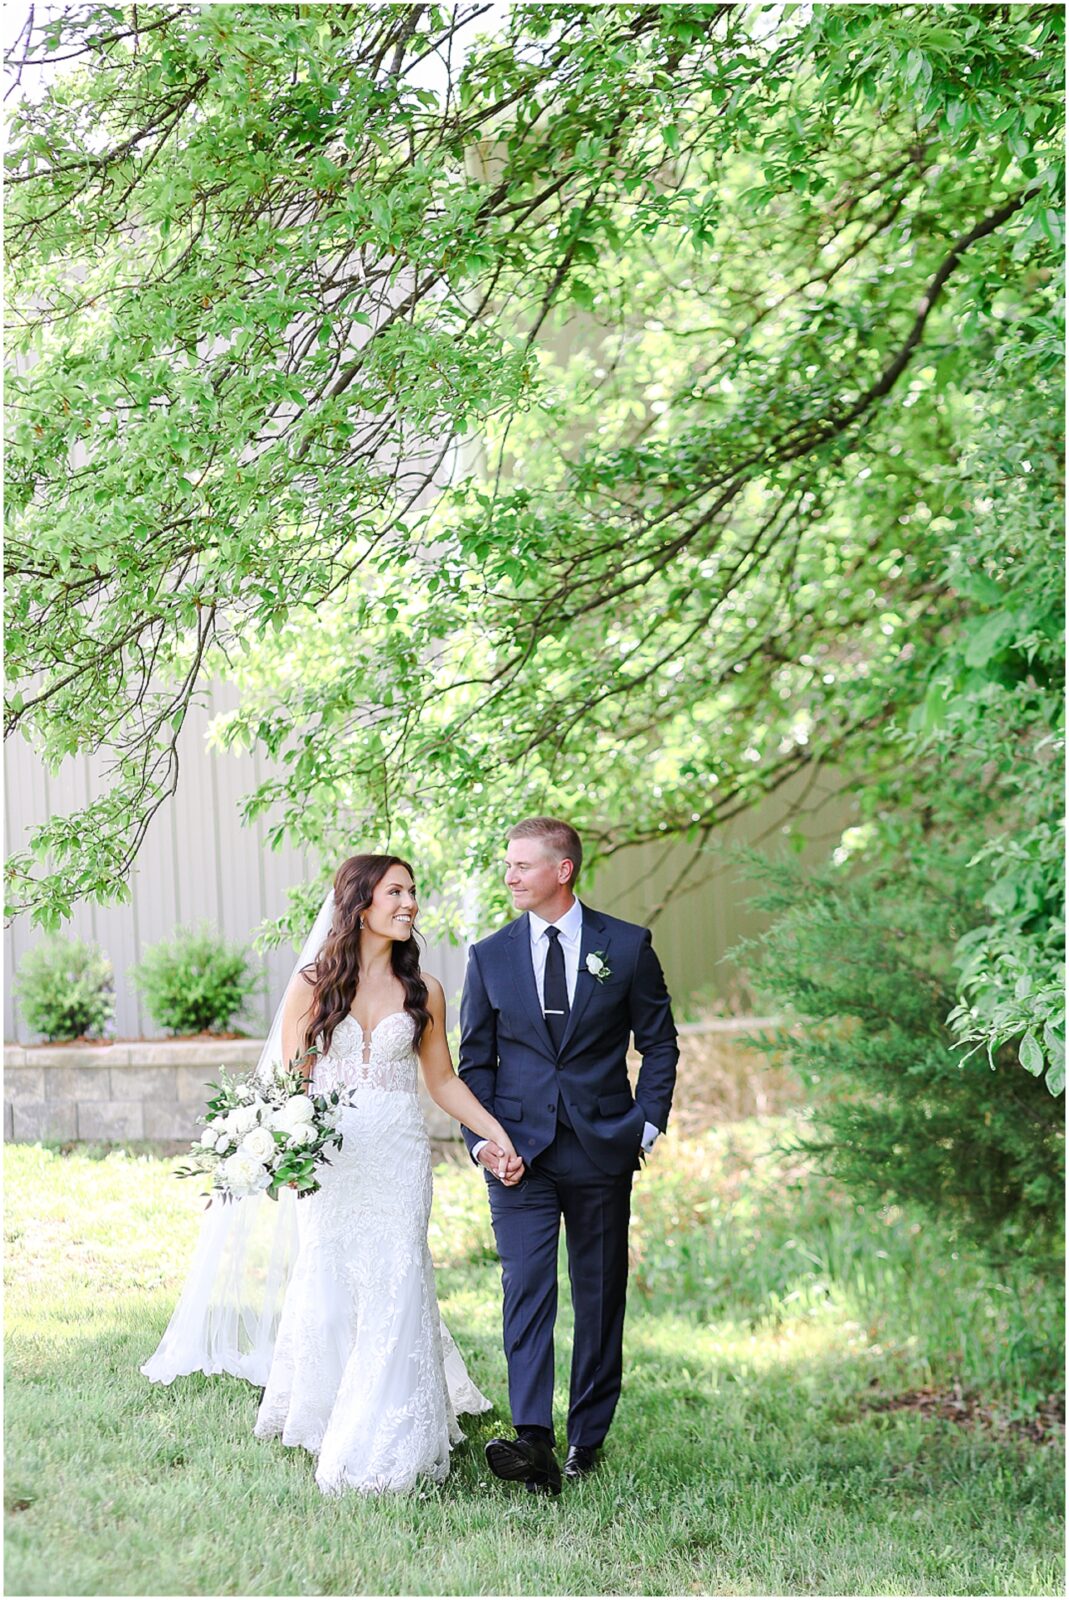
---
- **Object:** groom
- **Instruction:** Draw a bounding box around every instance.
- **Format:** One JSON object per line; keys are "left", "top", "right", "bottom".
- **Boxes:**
{"left": 459, "top": 816, "right": 678, "bottom": 1494}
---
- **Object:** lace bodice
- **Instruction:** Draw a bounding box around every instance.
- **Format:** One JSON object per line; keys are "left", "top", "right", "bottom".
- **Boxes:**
{"left": 314, "top": 1011, "right": 419, "bottom": 1095}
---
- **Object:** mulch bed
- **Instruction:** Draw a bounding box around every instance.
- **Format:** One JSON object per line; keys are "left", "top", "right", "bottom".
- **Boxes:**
{"left": 861, "top": 1380, "right": 1064, "bottom": 1445}
{"left": 19, "top": 1031, "right": 252, "bottom": 1047}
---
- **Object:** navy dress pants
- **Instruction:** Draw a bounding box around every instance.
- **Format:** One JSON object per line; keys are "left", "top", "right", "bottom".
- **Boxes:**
{"left": 484, "top": 1119, "right": 634, "bottom": 1449}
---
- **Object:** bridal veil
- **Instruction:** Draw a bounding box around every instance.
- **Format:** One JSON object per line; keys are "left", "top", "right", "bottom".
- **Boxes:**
{"left": 141, "top": 892, "right": 335, "bottom": 1385}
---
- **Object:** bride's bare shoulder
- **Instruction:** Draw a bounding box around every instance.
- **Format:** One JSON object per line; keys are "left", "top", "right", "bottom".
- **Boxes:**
{"left": 423, "top": 973, "right": 446, "bottom": 1007}
{"left": 283, "top": 967, "right": 317, "bottom": 1011}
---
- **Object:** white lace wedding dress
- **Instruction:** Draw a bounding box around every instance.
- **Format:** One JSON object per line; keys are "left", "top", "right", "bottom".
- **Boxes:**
{"left": 251, "top": 1010, "right": 491, "bottom": 1494}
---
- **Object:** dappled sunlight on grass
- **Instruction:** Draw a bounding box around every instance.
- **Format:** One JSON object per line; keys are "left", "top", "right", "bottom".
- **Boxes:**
{"left": 429, "top": 1158, "right": 497, "bottom": 1269}
{"left": 629, "top": 1303, "right": 869, "bottom": 1373}
{"left": 435, "top": 1282, "right": 503, "bottom": 1343}
{"left": 623, "top": 1122, "right": 1062, "bottom": 1403}
{"left": 4, "top": 1125, "right": 1062, "bottom": 1597}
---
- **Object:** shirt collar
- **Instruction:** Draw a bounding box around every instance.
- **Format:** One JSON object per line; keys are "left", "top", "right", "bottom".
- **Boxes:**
{"left": 529, "top": 897, "right": 583, "bottom": 945}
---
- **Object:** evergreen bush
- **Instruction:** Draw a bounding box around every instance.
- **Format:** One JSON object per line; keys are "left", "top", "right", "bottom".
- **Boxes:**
{"left": 733, "top": 852, "right": 1064, "bottom": 1267}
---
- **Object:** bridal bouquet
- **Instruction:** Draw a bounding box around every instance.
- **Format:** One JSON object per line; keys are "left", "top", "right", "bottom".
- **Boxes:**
{"left": 176, "top": 1056, "right": 351, "bottom": 1204}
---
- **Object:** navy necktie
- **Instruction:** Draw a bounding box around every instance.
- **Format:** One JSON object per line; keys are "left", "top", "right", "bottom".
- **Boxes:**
{"left": 543, "top": 926, "right": 570, "bottom": 1053}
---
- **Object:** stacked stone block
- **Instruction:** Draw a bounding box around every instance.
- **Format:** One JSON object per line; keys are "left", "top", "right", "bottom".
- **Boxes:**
{"left": 3, "top": 1038, "right": 458, "bottom": 1142}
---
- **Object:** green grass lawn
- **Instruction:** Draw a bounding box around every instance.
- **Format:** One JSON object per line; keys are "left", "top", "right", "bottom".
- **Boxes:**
{"left": 4, "top": 1118, "right": 1063, "bottom": 1596}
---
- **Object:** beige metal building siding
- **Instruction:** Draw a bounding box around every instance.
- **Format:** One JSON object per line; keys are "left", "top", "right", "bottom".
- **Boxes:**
{"left": 586, "top": 763, "right": 857, "bottom": 1019}
{"left": 5, "top": 678, "right": 854, "bottom": 1041}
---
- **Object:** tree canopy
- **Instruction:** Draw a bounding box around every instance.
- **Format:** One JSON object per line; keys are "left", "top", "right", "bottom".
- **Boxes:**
{"left": 5, "top": 3, "right": 1063, "bottom": 1076}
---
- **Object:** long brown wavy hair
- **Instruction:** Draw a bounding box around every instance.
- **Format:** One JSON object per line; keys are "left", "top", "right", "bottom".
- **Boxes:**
{"left": 301, "top": 855, "right": 430, "bottom": 1059}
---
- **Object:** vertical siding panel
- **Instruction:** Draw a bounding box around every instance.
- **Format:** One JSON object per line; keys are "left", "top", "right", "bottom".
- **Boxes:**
{"left": 6, "top": 732, "right": 56, "bottom": 1041}
{"left": 206, "top": 698, "right": 226, "bottom": 934}
{"left": 130, "top": 734, "right": 180, "bottom": 1030}
{"left": 589, "top": 769, "right": 856, "bottom": 1013}
{"left": 208, "top": 682, "right": 258, "bottom": 943}
{"left": 263, "top": 832, "right": 318, "bottom": 1032}
{"left": 85, "top": 745, "right": 141, "bottom": 1038}
{"left": 249, "top": 740, "right": 274, "bottom": 1035}
{"left": 14, "top": 737, "right": 50, "bottom": 1041}
{"left": 6, "top": 672, "right": 858, "bottom": 1040}
{"left": 62, "top": 756, "right": 95, "bottom": 959}
{"left": 129, "top": 863, "right": 145, "bottom": 1038}
{"left": 210, "top": 682, "right": 280, "bottom": 1032}
{"left": 4, "top": 739, "right": 22, "bottom": 1039}
{"left": 169, "top": 699, "right": 218, "bottom": 934}
{"left": 252, "top": 737, "right": 318, "bottom": 1036}
{"left": 428, "top": 936, "right": 468, "bottom": 1021}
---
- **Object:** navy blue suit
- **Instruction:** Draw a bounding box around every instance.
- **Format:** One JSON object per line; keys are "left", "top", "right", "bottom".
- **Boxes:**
{"left": 459, "top": 903, "right": 678, "bottom": 1447}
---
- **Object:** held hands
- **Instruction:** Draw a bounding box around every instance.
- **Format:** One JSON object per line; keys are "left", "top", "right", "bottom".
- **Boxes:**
{"left": 477, "top": 1138, "right": 525, "bottom": 1186}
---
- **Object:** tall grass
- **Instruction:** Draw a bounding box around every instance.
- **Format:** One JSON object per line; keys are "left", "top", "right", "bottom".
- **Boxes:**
{"left": 4, "top": 1118, "right": 1063, "bottom": 1597}
{"left": 623, "top": 1119, "right": 1062, "bottom": 1409}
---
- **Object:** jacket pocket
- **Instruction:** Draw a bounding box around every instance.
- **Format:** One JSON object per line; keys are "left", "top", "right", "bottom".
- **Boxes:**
{"left": 495, "top": 1096, "right": 523, "bottom": 1120}
{"left": 597, "top": 1091, "right": 634, "bottom": 1117}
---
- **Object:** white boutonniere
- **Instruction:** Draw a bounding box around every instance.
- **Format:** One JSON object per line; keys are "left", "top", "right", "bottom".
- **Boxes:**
{"left": 586, "top": 951, "right": 611, "bottom": 983}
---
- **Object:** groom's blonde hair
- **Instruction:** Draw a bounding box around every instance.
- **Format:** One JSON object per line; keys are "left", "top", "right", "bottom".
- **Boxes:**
{"left": 507, "top": 817, "right": 583, "bottom": 888}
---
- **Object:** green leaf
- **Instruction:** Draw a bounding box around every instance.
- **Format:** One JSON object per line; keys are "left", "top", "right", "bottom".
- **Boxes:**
{"left": 1018, "top": 1031, "right": 1044, "bottom": 1077}
{"left": 963, "top": 611, "right": 1016, "bottom": 669}
{"left": 1043, "top": 1022, "right": 1065, "bottom": 1069}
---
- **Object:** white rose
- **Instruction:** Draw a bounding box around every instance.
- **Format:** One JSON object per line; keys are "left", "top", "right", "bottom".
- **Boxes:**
{"left": 288, "top": 1123, "right": 316, "bottom": 1147}
{"left": 284, "top": 1094, "right": 315, "bottom": 1124}
{"left": 239, "top": 1126, "right": 277, "bottom": 1164}
{"left": 231, "top": 1105, "right": 258, "bottom": 1136}
{"left": 221, "top": 1152, "right": 272, "bottom": 1196}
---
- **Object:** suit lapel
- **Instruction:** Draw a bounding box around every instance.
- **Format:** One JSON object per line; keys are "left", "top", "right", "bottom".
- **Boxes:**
{"left": 506, "top": 914, "right": 555, "bottom": 1059}
{"left": 558, "top": 905, "right": 610, "bottom": 1057}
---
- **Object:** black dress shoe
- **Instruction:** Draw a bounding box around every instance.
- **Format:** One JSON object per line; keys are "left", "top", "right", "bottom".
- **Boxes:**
{"left": 563, "top": 1444, "right": 600, "bottom": 1478}
{"left": 524, "top": 1477, "right": 557, "bottom": 1496}
{"left": 485, "top": 1434, "right": 562, "bottom": 1495}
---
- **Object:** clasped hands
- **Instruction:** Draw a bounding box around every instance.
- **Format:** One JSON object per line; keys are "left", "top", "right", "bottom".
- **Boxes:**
{"left": 477, "top": 1139, "right": 525, "bottom": 1186}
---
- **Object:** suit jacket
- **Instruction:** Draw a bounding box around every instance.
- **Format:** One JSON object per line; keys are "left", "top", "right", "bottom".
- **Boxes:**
{"left": 458, "top": 903, "right": 678, "bottom": 1176}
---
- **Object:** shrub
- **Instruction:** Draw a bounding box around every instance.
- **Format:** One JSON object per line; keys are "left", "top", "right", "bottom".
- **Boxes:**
{"left": 132, "top": 924, "right": 260, "bottom": 1035}
{"left": 732, "top": 851, "right": 1065, "bottom": 1268}
{"left": 15, "top": 936, "right": 115, "bottom": 1042}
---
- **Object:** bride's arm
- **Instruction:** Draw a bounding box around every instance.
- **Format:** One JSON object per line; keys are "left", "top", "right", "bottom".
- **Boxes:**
{"left": 419, "top": 979, "right": 521, "bottom": 1170}
{"left": 280, "top": 971, "right": 317, "bottom": 1087}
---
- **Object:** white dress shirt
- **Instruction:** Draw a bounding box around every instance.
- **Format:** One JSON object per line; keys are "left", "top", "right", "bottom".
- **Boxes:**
{"left": 528, "top": 897, "right": 584, "bottom": 1008}
{"left": 472, "top": 898, "right": 661, "bottom": 1161}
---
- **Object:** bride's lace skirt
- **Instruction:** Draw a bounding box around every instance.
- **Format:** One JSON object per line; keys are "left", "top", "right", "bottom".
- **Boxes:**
{"left": 254, "top": 1070, "right": 490, "bottom": 1495}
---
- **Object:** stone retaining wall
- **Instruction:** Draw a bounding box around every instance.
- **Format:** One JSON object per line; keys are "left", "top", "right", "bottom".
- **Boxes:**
{"left": 2, "top": 1038, "right": 462, "bottom": 1144}
{"left": 3, "top": 1019, "right": 781, "bottom": 1144}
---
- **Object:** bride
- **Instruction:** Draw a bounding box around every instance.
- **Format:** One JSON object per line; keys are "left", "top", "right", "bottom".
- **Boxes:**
{"left": 142, "top": 853, "right": 523, "bottom": 1496}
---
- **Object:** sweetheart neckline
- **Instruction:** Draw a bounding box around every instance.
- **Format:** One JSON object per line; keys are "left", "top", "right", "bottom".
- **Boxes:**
{"left": 339, "top": 1009, "right": 409, "bottom": 1040}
